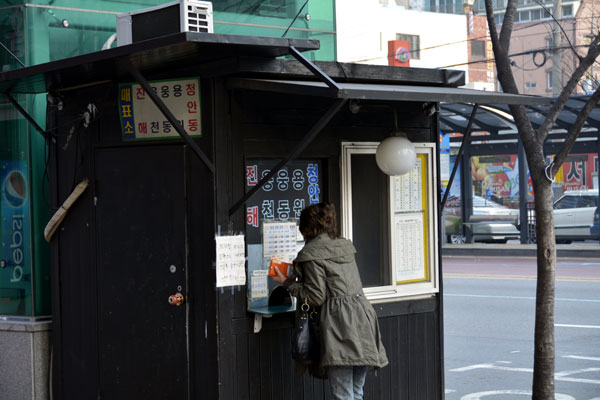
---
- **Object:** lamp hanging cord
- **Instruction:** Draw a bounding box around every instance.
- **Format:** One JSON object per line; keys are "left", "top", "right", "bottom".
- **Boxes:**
{"left": 282, "top": 0, "right": 309, "bottom": 38}
{"left": 544, "top": 161, "right": 556, "bottom": 183}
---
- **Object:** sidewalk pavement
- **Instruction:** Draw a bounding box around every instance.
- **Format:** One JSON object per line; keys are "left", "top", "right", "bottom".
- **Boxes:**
{"left": 442, "top": 242, "right": 600, "bottom": 258}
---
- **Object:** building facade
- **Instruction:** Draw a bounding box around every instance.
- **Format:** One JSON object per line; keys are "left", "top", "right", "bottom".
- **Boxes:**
{"left": 336, "top": 0, "right": 469, "bottom": 76}
{"left": 491, "top": 0, "right": 600, "bottom": 96}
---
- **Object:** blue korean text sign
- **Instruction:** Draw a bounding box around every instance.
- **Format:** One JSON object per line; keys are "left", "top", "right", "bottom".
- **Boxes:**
{"left": 245, "top": 159, "right": 322, "bottom": 244}
{"left": 0, "top": 160, "right": 31, "bottom": 315}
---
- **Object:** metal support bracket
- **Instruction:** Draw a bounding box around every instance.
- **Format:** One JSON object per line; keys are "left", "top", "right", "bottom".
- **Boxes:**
{"left": 289, "top": 46, "right": 339, "bottom": 91}
{"left": 440, "top": 104, "right": 479, "bottom": 212}
{"left": 5, "top": 93, "right": 48, "bottom": 140}
{"left": 228, "top": 98, "right": 347, "bottom": 217}
{"left": 123, "top": 59, "right": 215, "bottom": 174}
{"left": 253, "top": 313, "right": 272, "bottom": 334}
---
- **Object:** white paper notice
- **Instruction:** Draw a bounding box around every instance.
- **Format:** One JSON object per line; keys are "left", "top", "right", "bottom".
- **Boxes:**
{"left": 393, "top": 159, "right": 423, "bottom": 212}
{"left": 394, "top": 213, "right": 426, "bottom": 283}
{"left": 250, "top": 270, "right": 268, "bottom": 299}
{"left": 215, "top": 235, "right": 246, "bottom": 287}
{"left": 263, "top": 222, "right": 298, "bottom": 259}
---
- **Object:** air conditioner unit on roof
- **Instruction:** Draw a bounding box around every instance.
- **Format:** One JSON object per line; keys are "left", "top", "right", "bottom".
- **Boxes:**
{"left": 116, "top": 0, "right": 213, "bottom": 46}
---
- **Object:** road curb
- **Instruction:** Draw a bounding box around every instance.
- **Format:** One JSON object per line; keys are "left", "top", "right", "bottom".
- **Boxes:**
{"left": 442, "top": 244, "right": 600, "bottom": 258}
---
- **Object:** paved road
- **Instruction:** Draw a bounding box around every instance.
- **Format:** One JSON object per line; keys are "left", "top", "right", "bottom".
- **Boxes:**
{"left": 443, "top": 256, "right": 600, "bottom": 400}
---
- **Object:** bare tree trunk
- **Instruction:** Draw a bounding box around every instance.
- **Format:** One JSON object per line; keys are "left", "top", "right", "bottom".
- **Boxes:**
{"left": 481, "top": 1, "right": 600, "bottom": 397}
{"left": 530, "top": 170, "right": 556, "bottom": 399}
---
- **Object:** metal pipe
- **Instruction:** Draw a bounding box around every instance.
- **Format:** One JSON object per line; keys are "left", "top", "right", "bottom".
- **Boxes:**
{"left": 5, "top": 93, "right": 48, "bottom": 140}
{"left": 441, "top": 104, "right": 479, "bottom": 211}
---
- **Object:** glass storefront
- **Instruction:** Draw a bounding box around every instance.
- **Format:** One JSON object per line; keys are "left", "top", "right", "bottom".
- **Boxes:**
{"left": 443, "top": 145, "right": 600, "bottom": 244}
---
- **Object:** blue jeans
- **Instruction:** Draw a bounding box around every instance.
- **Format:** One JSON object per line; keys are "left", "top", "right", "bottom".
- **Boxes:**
{"left": 328, "top": 366, "right": 368, "bottom": 400}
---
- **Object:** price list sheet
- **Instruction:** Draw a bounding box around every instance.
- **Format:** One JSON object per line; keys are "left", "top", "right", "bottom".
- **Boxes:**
{"left": 262, "top": 221, "right": 298, "bottom": 260}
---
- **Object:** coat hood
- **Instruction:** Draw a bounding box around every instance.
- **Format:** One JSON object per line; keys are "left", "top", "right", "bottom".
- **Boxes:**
{"left": 295, "top": 234, "right": 356, "bottom": 263}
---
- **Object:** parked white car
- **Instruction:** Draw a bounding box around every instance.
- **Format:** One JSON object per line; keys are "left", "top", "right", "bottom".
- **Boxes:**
{"left": 445, "top": 195, "right": 520, "bottom": 243}
{"left": 446, "top": 190, "right": 600, "bottom": 244}
{"left": 553, "top": 189, "right": 599, "bottom": 241}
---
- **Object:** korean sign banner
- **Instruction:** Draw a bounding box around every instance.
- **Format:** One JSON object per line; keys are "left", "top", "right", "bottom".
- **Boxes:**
{"left": 118, "top": 78, "right": 201, "bottom": 140}
{"left": 245, "top": 159, "right": 322, "bottom": 244}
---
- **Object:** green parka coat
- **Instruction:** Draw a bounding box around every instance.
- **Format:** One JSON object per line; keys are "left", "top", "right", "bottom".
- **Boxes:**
{"left": 284, "top": 234, "right": 388, "bottom": 372}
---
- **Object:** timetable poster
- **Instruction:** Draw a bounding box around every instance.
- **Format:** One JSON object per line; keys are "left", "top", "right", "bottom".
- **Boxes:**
{"left": 245, "top": 159, "right": 322, "bottom": 244}
{"left": 392, "top": 154, "right": 429, "bottom": 284}
{"left": 393, "top": 213, "right": 426, "bottom": 282}
{"left": 393, "top": 158, "right": 422, "bottom": 212}
{"left": 118, "top": 77, "right": 201, "bottom": 140}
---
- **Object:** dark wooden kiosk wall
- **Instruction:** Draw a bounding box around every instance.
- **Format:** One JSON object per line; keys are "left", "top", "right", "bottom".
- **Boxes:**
{"left": 8, "top": 34, "right": 526, "bottom": 400}
{"left": 214, "top": 86, "right": 444, "bottom": 399}
{"left": 48, "top": 81, "right": 218, "bottom": 399}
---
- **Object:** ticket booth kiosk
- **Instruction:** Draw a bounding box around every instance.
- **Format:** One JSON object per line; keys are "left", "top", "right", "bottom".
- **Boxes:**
{"left": 0, "top": 32, "right": 545, "bottom": 399}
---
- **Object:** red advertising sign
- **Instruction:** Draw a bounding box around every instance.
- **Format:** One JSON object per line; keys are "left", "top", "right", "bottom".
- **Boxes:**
{"left": 388, "top": 40, "right": 411, "bottom": 67}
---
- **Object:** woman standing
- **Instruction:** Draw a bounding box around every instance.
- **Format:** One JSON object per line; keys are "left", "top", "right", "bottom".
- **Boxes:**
{"left": 273, "top": 202, "right": 388, "bottom": 400}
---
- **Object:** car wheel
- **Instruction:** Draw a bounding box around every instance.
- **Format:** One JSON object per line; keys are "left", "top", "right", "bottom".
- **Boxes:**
{"left": 448, "top": 234, "right": 466, "bottom": 244}
{"left": 557, "top": 239, "right": 572, "bottom": 244}
{"left": 528, "top": 224, "right": 536, "bottom": 244}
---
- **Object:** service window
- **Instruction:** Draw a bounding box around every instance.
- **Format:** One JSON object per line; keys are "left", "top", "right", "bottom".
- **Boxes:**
{"left": 341, "top": 142, "right": 439, "bottom": 300}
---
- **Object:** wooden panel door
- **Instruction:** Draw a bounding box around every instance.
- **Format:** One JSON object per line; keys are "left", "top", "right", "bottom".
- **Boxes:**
{"left": 95, "top": 145, "right": 188, "bottom": 399}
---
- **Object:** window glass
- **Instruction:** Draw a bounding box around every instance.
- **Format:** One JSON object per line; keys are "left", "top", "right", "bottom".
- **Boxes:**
{"left": 471, "top": 40, "right": 485, "bottom": 58}
{"left": 495, "top": 13, "right": 504, "bottom": 25}
{"left": 525, "top": 81, "right": 537, "bottom": 89}
{"left": 554, "top": 196, "right": 577, "bottom": 209}
{"left": 562, "top": 4, "right": 573, "bottom": 17}
{"left": 579, "top": 196, "right": 598, "bottom": 208}
{"left": 350, "top": 154, "right": 390, "bottom": 288}
{"left": 22, "top": 0, "right": 336, "bottom": 65}
{"left": 0, "top": 94, "right": 33, "bottom": 317}
{"left": 342, "top": 143, "right": 438, "bottom": 300}
{"left": 396, "top": 33, "right": 420, "bottom": 59}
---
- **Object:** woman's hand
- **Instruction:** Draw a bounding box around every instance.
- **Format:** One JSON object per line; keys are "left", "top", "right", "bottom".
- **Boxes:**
{"left": 272, "top": 267, "right": 287, "bottom": 285}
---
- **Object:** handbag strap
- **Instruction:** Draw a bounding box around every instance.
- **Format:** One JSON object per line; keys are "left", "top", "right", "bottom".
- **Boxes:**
{"left": 301, "top": 297, "right": 310, "bottom": 312}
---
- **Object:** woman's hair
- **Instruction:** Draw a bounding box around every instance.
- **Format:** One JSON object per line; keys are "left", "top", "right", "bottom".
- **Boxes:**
{"left": 299, "top": 202, "right": 340, "bottom": 241}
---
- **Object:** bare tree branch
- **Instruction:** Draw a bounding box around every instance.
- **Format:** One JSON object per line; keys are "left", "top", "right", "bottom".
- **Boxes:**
{"left": 484, "top": 0, "right": 501, "bottom": 54}
{"left": 499, "top": 0, "right": 518, "bottom": 52}
{"left": 484, "top": 0, "right": 538, "bottom": 149}
{"left": 536, "top": 33, "right": 600, "bottom": 142}
{"left": 533, "top": 0, "right": 581, "bottom": 61}
{"left": 550, "top": 85, "right": 600, "bottom": 175}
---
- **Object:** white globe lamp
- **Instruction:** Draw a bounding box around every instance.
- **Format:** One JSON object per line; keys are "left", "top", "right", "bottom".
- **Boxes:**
{"left": 375, "top": 134, "right": 417, "bottom": 176}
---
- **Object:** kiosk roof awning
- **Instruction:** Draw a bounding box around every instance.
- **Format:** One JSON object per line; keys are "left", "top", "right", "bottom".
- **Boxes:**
{"left": 0, "top": 32, "right": 321, "bottom": 94}
{"left": 227, "top": 78, "right": 550, "bottom": 106}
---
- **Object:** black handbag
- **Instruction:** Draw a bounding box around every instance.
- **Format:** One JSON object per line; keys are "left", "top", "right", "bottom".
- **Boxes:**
{"left": 292, "top": 298, "right": 320, "bottom": 364}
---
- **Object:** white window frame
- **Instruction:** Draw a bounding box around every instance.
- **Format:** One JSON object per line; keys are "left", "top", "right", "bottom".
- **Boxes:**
{"left": 525, "top": 81, "right": 537, "bottom": 89}
{"left": 341, "top": 142, "right": 439, "bottom": 301}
